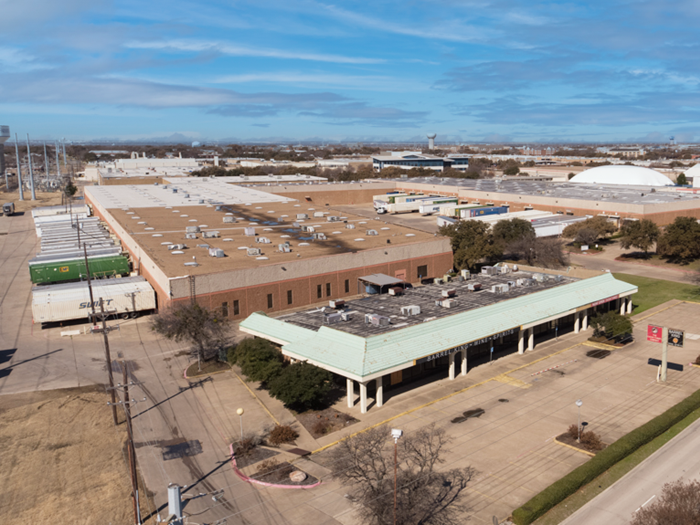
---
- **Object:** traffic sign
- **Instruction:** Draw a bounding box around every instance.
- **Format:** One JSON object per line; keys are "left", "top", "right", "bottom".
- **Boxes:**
{"left": 668, "top": 328, "right": 684, "bottom": 347}
{"left": 647, "top": 325, "right": 663, "bottom": 343}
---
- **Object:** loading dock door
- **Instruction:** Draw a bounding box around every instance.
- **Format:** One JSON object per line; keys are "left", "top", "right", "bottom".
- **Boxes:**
{"left": 391, "top": 370, "right": 403, "bottom": 385}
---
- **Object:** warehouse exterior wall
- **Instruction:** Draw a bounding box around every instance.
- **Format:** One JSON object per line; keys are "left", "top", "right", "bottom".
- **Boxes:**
{"left": 171, "top": 250, "right": 453, "bottom": 319}
{"left": 258, "top": 182, "right": 398, "bottom": 205}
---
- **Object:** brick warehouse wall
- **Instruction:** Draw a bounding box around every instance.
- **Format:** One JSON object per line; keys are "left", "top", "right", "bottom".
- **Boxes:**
{"left": 171, "top": 251, "right": 454, "bottom": 319}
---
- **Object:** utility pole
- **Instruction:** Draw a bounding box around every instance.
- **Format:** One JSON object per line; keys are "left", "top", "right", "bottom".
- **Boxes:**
{"left": 62, "top": 138, "right": 67, "bottom": 166}
{"left": 108, "top": 362, "right": 145, "bottom": 525}
{"left": 26, "top": 134, "right": 36, "bottom": 200}
{"left": 14, "top": 134, "right": 24, "bottom": 200}
{"left": 43, "top": 141, "right": 49, "bottom": 181}
{"left": 97, "top": 298, "right": 118, "bottom": 425}
{"left": 55, "top": 141, "right": 61, "bottom": 179}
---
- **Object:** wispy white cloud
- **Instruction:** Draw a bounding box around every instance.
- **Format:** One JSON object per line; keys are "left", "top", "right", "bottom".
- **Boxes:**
{"left": 0, "top": 46, "right": 52, "bottom": 72}
{"left": 125, "top": 40, "right": 385, "bottom": 64}
{"left": 212, "top": 72, "right": 428, "bottom": 91}
{"left": 314, "top": 2, "right": 497, "bottom": 43}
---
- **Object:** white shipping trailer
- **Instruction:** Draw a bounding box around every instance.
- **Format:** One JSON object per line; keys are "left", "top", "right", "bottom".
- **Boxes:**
{"left": 32, "top": 204, "right": 90, "bottom": 218}
{"left": 32, "top": 276, "right": 156, "bottom": 324}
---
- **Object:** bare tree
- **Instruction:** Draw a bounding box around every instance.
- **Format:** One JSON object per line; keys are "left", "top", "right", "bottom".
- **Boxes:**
{"left": 329, "top": 425, "right": 475, "bottom": 525}
{"left": 508, "top": 237, "right": 569, "bottom": 268}
{"left": 630, "top": 479, "right": 700, "bottom": 525}
{"left": 151, "top": 303, "right": 230, "bottom": 371}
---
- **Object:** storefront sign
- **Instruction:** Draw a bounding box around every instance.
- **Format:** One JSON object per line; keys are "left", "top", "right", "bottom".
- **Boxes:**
{"left": 414, "top": 328, "right": 518, "bottom": 365}
{"left": 591, "top": 295, "right": 619, "bottom": 307}
{"left": 647, "top": 325, "right": 663, "bottom": 343}
{"left": 668, "top": 328, "right": 684, "bottom": 347}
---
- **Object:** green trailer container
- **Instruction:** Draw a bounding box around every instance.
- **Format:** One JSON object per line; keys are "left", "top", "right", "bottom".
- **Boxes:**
{"left": 29, "top": 255, "right": 131, "bottom": 285}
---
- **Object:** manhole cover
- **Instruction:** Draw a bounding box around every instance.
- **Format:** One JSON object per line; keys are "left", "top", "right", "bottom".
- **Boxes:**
{"left": 586, "top": 349, "right": 611, "bottom": 359}
{"left": 451, "top": 408, "right": 485, "bottom": 424}
{"left": 162, "top": 439, "right": 203, "bottom": 460}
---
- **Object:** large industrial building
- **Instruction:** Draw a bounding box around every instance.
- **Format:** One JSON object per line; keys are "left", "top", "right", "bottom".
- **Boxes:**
{"left": 385, "top": 174, "right": 700, "bottom": 225}
{"left": 372, "top": 152, "right": 471, "bottom": 172}
{"left": 241, "top": 270, "right": 637, "bottom": 413}
{"left": 84, "top": 179, "right": 453, "bottom": 317}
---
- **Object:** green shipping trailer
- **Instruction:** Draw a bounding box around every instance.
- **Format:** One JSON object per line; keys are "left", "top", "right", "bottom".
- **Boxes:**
{"left": 29, "top": 255, "right": 131, "bottom": 285}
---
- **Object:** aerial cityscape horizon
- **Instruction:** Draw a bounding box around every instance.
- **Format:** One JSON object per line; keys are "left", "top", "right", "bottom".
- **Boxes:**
{"left": 3, "top": 0, "right": 700, "bottom": 143}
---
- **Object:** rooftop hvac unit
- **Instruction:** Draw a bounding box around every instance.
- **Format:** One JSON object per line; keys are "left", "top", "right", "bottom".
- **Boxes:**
{"left": 208, "top": 248, "right": 224, "bottom": 257}
{"left": 185, "top": 233, "right": 197, "bottom": 239}
{"left": 172, "top": 188, "right": 178, "bottom": 193}
{"left": 441, "top": 289, "right": 456, "bottom": 298}
{"left": 197, "top": 243, "right": 210, "bottom": 249}
{"left": 461, "top": 269, "right": 471, "bottom": 280}
{"left": 366, "top": 229, "right": 378, "bottom": 236}
{"left": 313, "top": 211, "right": 324, "bottom": 218}
{"left": 340, "top": 312, "right": 352, "bottom": 322}
{"left": 329, "top": 299, "right": 345, "bottom": 309}
{"left": 507, "top": 281, "right": 516, "bottom": 288}
{"left": 215, "top": 206, "right": 222, "bottom": 211}
{"left": 296, "top": 213, "right": 308, "bottom": 220}
{"left": 186, "top": 226, "right": 200, "bottom": 233}
{"left": 492, "top": 284, "right": 510, "bottom": 294}
{"left": 325, "top": 312, "right": 343, "bottom": 324}
{"left": 168, "top": 244, "right": 186, "bottom": 250}
{"left": 327, "top": 216, "right": 340, "bottom": 222}
{"left": 247, "top": 247, "right": 261, "bottom": 256}
{"left": 500, "top": 264, "right": 511, "bottom": 274}
{"left": 433, "top": 278, "right": 443, "bottom": 285}
{"left": 307, "top": 226, "right": 316, "bottom": 233}
{"left": 515, "top": 279, "right": 524, "bottom": 286}
{"left": 401, "top": 305, "right": 421, "bottom": 316}
{"left": 346, "top": 224, "right": 355, "bottom": 229}
{"left": 481, "top": 266, "right": 498, "bottom": 276}
{"left": 312, "top": 232, "right": 327, "bottom": 240}
{"left": 278, "top": 243, "right": 291, "bottom": 253}
{"left": 244, "top": 227, "right": 255, "bottom": 237}
{"left": 436, "top": 299, "right": 456, "bottom": 308}
{"left": 223, "top": 216, "right": 235, "bottom": 223}
{"left": 388, "top": 287, "right": 404, "bottom": 296}
{"left": 256, "top": 237, "right": 271, "bottom": 244}
{"left": 554, "top": 274, "right": 563, "bottom": 282}
{"left": 203, "top": 231, "right": 220, "bottom": 238}
{"left": 467, "top": 283, "right": 482, "bottom": 291}
{"left": 533, "top": 273, "right": 545, "bottom": 282}
{"left": 365, "top": 313, "right": 390, "bottom": 326}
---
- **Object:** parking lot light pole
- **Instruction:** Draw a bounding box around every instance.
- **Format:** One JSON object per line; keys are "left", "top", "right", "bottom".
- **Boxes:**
{"left": 576, "top": 399, "right": 583, "bottom": 443}
{"left": 391, "top": 428, "right": 403, "bottom": 525}
{"left": 237, "top": 408, "right": 244, "bottom": 440}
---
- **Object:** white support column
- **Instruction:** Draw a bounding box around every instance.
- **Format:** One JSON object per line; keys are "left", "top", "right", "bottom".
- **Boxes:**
{"left": 448, "top": 352, "right": 456, "bottom": 380}
{"left": 582, "top": 309, "right": 589, "bottom": 330}
{"left": 528, "top": 327, "right": 534, "bottom": 351}
{"left": 518, "top": 329, "right": 525, "bottom": 354}
{"left": 627, "top": 297, "right": 633, "bottom": 314}
{"left": 574, "top": 312, "right": 580, "bottom": 334}
{"left": 346, "top": 378, "right": 354, "bottom": 408}
{"left": 461, "top": 349, "right": 467, "bottom": 376}
{"left": 620, "top": 298, "right": 626, "bottom": 315}
{"left": 360, "top": 382, "right": 368, "bottom": 414}
{"left": 376, "top": 376, "right": 384, "bottom": 408}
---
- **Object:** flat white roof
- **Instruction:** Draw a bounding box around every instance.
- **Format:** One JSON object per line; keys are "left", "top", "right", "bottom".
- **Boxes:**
{"left": 85, "top": 179, "right": 295, "bottom": 209}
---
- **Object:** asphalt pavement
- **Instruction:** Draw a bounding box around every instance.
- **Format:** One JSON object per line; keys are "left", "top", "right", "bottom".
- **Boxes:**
{"left": 562, "top": 417, "right": 700, "bottom": 524}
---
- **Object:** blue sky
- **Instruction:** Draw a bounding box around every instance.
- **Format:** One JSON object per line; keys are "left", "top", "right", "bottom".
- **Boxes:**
{"left": 2, "top": 0, "right": 700, "bottom": 143}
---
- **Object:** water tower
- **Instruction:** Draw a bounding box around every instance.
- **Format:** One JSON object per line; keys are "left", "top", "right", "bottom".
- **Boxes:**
{"left": 427, "top": 133, "right": 436, "bottom": 150}
{"left": 0, "top": 126, "right": 9, "bottom": 180}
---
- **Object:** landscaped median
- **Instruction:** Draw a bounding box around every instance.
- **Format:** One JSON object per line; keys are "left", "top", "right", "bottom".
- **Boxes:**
{"left": 512, "top": 387, "right": 700, "bottom": 525}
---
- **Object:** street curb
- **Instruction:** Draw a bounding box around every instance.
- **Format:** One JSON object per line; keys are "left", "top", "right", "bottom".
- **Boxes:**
{"left": 228, "top": 444, "right": 322, "bottom": 490}
{"left": 553, "top": 437, "right": 596, "bottom": 457}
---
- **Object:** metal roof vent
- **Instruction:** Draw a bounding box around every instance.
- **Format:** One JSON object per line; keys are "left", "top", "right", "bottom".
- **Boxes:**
{"left": 255, "top": 237, "right": 271, "bottom": 244}
{"left": 209, "top": 248, "right": 225, "bottom": 257}
{"left": 247, "top": 247, "right": 261, "bottom": 256}
{"left": 186, "top": 226, "right": 201, "bottom": 233}
{"left": 366, "top": 229, "right": 378, "bottom": 236}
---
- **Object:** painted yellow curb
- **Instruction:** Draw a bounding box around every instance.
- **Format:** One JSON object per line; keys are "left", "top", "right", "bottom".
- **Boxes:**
{"left": 493, "top": 374, "right": 531, "bottom": 389}
{"left": 231, "top": 369, "right": 280, "bottom": 426}
{"left": 309, "top": 342, "right": 584, "bottom": 456}
{"left": 582, "top": 341, "right": 619, "bottom": 351}
{"left": 553, "top": 437, "right": 596, "bottom": 457}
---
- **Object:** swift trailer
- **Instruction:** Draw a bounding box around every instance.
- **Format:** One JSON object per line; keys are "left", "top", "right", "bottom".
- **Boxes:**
{"left": 32, "top": 276, "right": 156, "bottom": 325}
{"left": 29, "top": 253, "right": 130, "bottom": 285}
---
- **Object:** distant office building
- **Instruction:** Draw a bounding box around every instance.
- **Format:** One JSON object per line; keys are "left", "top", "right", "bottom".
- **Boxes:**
{"left": 372, "top": 152, "right": 470, "bottom": 172}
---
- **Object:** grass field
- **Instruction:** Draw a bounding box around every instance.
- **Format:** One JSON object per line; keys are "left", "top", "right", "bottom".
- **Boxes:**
{"left": 613, "top": 273, "right": 699, "bottom": 314}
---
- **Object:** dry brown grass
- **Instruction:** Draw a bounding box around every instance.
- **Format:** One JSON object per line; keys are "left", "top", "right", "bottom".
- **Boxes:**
{"left": 0, "top": 385, "right": 152, "bottom": 524}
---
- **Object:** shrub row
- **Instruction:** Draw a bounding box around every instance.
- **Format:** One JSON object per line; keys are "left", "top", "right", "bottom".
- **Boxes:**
{"left": 512, "top": 388, "right": 700, "bottom": 525}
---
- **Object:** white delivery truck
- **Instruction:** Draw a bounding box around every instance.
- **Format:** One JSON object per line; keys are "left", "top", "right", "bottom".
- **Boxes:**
{"left": 32, "top": 276, "right": 156, "bottom": 324}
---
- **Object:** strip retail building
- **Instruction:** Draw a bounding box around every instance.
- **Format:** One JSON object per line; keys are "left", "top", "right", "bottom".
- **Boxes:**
{"left": 240, "top": 271, "right": 637, "bottom": 413}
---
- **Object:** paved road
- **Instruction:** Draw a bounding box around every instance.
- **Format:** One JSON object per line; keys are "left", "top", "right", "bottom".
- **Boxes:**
{"left": 562, "top": 417, "right": 700, "bottom": 525}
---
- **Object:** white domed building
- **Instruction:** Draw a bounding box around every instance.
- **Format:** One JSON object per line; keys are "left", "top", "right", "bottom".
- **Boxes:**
{"left": 569, "top": 165, "right": 673, "bottom": 186}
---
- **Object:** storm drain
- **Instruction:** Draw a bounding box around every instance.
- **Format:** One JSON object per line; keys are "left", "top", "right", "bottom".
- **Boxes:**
{"left": 162, "top": 439, "right": 203, "bottom": 460}
{"left": 451, "top": 408, "right": 485, "bottom": 424}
